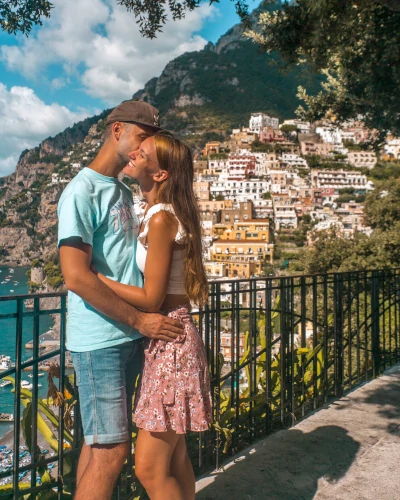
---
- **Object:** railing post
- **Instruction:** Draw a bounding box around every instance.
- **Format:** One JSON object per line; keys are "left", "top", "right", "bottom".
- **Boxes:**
{"left": 371, "top": 270, "right": 381, "bottom": 377}
{"left": 334, "top": 273, "right": 344, "bottom": 398}
{"left": 13, "top": 298, "right": 23, "bottom": 500}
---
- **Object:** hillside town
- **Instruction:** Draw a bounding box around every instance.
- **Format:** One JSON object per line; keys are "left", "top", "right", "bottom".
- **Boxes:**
{"left": 44, "top": 111, "right": 400, "bottom": 282}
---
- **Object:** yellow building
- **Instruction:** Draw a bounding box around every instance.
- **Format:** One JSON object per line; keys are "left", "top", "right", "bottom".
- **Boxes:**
{"left": 209, "top": 240, "right": 274, "bottom": 278}
{"left": 212, "top": 220, "right": 271, "bottom": 243}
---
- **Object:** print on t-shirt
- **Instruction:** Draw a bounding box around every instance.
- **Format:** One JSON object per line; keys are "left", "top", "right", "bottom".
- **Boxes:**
{"left": 110, "top": 199, "right": 139, "bottom": 234}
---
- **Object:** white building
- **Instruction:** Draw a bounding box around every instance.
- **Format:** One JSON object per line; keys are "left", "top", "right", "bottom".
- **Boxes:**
{"left": 253, "top": 152, "right": 281, "bottom": 176}
{"left": 281, "top": 153, "right": 308, "bottom": 169}
{"left": 210, "top": 180, "right": 270, "bottom": 202}
{"left": 249, "top": 113, "right": 279, "bottom": 134}
{"left": 311, "top": 169, "right": 374, "bottom": 191}
{"left": 315, "top": 126, "right": 343, "bottom": 147}
{"left": 282, "top": 119, "right": 313, "bottom": 134}
{"left": 347, "top": 151, "right": 377, "bottom": 169}
{"left": 273, "top": 204, "right": 298, "bottom": 230}
{"left": 384, "top": 137, "right": 400, "bottom": 159}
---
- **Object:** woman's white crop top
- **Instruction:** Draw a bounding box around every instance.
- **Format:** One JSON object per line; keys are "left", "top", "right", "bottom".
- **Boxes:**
{"left": 135, "top": 203, "right": 187, "bottom": 295}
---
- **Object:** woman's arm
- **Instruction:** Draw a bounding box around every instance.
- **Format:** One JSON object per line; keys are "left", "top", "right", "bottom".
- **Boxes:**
{"left": 96, "top": 211, "right": 177, "bottom": 312}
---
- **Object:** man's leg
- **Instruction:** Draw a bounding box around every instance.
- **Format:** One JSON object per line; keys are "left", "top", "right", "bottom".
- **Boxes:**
{"left": 76, "top": 443, "right": 91, "bottom": 486}
{"left": 75, "top": 442, "right": 129, "bottom": 500}
{"left": 72, "top": 342, "right": 142, "bottom": 498}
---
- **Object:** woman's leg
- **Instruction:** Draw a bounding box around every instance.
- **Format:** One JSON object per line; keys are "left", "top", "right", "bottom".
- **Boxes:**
{"left": 135, "top": 429, "right": 183, "bottom": 500}
{"left": 170, "top": 435, "right": 195, "bottom": 500}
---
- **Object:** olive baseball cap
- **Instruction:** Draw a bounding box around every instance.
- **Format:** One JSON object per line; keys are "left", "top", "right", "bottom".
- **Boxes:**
{"left": 106, "top": 100, "right": 162, "bottom": 131}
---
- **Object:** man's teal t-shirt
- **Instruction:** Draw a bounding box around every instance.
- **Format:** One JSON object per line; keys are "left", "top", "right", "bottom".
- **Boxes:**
{"left": 57, "top": 168, "right": 143, "bottom": 352}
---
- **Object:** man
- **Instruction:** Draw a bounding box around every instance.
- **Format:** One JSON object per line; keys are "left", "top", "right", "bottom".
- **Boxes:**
{"left": 58, "top": 100, "right": 184, "bottom": 500}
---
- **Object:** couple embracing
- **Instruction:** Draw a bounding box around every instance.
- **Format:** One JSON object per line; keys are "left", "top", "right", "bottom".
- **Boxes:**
{"left": 57, "top": 100, "right": 212, "bottom": 500}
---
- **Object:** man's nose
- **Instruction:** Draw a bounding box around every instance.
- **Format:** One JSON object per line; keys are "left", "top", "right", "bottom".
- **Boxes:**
{"left": 128, "top": 150, "right": 138, "bottom": 160}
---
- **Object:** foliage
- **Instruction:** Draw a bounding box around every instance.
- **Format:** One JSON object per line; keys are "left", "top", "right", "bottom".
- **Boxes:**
{"left": 367, "top": 161, "right": 400, "bottom": 181}
{"left": 335, "top": 194, "right": 366, "bottom": 204}
{"left": 300, "top": 179, "right": 400, "bottom": 273}
{"left": 246, "top": 1, "right": 400, "bottom": 137}
{"left": 44, "top": 254, "right": 64, "bottom": 289}
{"left": 1, "top": 372, "right": 76, "bottom": 497}
{"left": 0, "top": 0, "right": 52, "bottom": 35}
{"left": 118, "top": 0, "right": 250, "bottom": 38}
{"left": 364, "top": 179, "right": 400, "bottom": 231}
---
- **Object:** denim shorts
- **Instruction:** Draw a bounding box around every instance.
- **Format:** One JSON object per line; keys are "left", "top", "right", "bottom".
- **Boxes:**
{"left": 71, "top": 340, "right": 143, "bottom": 445}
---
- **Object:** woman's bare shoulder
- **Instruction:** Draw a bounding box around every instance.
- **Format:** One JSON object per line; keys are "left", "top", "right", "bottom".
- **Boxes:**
{"left": 147, "top": 210, "right": 178, "bottom": 239}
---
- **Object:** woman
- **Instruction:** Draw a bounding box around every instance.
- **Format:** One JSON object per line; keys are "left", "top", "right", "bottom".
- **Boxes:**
{"left": 93, "top": 131, "right": 212, "bottom": 500}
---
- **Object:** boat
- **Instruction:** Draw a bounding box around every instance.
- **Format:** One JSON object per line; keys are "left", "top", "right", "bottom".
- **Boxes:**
{"left": 21, "top": 381, "right": 33, "bottom": 390}
{"left": 0, "top": 355, "right": 13, "bottom": 371}
{"left": 0, "top": 380, "right": 11, "bottom": 388}
{"left": 10, "top": 290, "right": 14, "bottom": 293}
{"left": 0, "top": 413, "right": 14, "bottom": 422}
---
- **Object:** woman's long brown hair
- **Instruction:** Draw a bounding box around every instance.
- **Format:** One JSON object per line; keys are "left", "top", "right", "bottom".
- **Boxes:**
{"left": 154, "top": 131, "right": 208, "bottom": 306}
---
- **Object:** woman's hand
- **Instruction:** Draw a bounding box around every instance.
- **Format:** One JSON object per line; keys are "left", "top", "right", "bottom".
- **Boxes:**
{"left": 90, "top": 264, "right": 100, "bottom": 275}
{"left": 90, "top": 265, "right": 105, "bottom": 282}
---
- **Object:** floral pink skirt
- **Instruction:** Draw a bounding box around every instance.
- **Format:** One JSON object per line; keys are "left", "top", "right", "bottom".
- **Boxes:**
{"left": 133, "top": 306, "right": 213, "bottom": 434}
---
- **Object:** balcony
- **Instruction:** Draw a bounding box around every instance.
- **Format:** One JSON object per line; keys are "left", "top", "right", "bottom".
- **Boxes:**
{"left": 0, "top": 269, "right": 400, "bottom": 498}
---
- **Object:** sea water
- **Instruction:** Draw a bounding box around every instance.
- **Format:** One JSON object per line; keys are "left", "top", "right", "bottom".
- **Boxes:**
{"left": 0, "top": 266, "right": 54, "bottom": 438}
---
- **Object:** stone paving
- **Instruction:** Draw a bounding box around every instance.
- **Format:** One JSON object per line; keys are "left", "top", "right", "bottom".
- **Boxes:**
{"left": 196, "top": 363, "right": 400, "bottom": 500}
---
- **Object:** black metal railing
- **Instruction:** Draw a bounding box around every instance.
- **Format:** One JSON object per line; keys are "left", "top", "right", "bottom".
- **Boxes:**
{"left": 0, "top": 269, "right": 399, "bottom": 498}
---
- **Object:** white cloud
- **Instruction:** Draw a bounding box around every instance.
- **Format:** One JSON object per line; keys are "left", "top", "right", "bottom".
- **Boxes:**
{"left": 1, "top": 0, "right": 215, "bottom": 104}
{"left": 0, "top": 84, "right": 92, "bottom": 176}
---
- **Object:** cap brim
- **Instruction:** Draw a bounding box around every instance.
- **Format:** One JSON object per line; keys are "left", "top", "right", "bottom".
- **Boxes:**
{"left": 106, "top": 118, "right": 163, "bottom": 132}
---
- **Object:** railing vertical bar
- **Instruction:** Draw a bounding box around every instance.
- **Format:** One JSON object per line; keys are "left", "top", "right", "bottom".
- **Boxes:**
{"left": 396, "top": 271, "right": 399, "bottom": 362}
{"left": 312, "top": 276, "right": 318, "bottom": 409}
{"left": 382, "top": 272, "right": 386, "bottom": 371}
{"left": 371, "top": 271, "right": 381, "bottom": 377}
{"left": 388, "top": 273, "right": 392, "bottom": 366}
{"left": 13, "top": 298, "right": 23, "bottom": 500}
{"left": 356, "top": 274, "right": 361, "bottom": 385}
{"left": 300, "top": 276, "right": 306, "bottom": 417}
{"left": 290, "top": 278, "right": 295, "bottom": 426}
{"left": 250, "top": 280, "right": 257, "bottom": 441}
{"left": 228, "top": 282, "right": 235, "bottom": 452}
{"left": 265, "top": 278, "right": 272, "bottom": 434}
{"left": 235, "top": 282, "right": 240, "bottom": 441}
{"left": 57, "top": 295, "right": 67, "bottom": 498}
{"left": 347, "top": 272, "right": 352, "bottom": 389}
{"left": 30, "top": 297, "right": 40, "bottom": 496}
{"left": 323, "top": 275, "right": 329, "bottom": 402}
{"left": 279, "top": 279, "right": 286, "bottom": 428}
{"left": 364, "top": 273, "right": 369, "bottom": 380}
{"left": 211, "top": 283, "right": 220, "bottom": 470}
{"left": 334, "top": 274, "right": 344, "bottom": 397}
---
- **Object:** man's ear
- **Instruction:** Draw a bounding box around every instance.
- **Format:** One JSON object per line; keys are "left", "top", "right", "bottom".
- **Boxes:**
{"left": 154, "top": 170, "right": 168, "bottom": 183}
{"left": 112, "top": 122, "right": 122, "bottom": 141}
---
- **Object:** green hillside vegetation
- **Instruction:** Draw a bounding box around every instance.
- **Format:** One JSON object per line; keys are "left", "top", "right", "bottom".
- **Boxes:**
{"left": 136, "top": 39, "right": 321, "bottom": 137}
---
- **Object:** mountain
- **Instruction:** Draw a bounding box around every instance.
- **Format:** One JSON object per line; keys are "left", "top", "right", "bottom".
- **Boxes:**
{"left": 0, "top": 2, "right": 320, "bottom": 266}
{"left": 132, "top": 6, "right": 320, "bottom": 148}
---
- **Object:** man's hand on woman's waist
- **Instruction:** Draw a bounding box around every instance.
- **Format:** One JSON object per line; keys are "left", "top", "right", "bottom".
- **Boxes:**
{"left": 132, "top": 310, "right": 184, "bottom": 342}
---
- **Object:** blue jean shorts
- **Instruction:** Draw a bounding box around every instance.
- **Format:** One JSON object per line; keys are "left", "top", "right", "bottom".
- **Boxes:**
{"left": 71, "top": 340, "right": 143, "bottom": 445}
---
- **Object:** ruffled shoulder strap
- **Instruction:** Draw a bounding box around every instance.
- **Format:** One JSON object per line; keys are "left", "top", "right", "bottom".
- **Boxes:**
{"left": 138, "top": 203, "right": 187, "bottom": 248}
{"left": 134, "top": 201, "right": 147, "bottom": 220}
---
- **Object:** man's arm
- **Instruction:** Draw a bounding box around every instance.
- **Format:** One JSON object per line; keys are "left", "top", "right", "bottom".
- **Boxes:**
{"left": 59, "top": 238, "right": 183, "bottom": 341}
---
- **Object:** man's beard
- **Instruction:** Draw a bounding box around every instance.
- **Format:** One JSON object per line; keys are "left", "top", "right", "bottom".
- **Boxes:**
{"left": 117, "top": 151, "right": 130, "bottom": 169}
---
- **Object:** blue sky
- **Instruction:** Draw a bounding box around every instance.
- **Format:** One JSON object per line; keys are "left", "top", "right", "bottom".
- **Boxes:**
{"left": 0, "top": 0, "right": 252, "bottom": 175}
